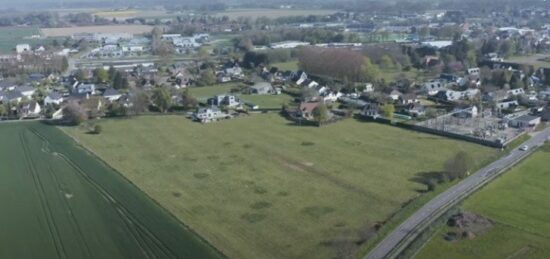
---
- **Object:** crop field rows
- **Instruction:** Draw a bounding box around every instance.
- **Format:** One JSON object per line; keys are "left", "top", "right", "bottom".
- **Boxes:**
{"left": 0, "top": 122, "right": 219, "bottom": 258}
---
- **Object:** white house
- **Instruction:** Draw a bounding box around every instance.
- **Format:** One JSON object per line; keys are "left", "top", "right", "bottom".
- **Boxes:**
{"left": 270, "top": 41, "right": 310, "bottom": 49}
{"left": 193, "top": 107, "right": 228, "bottom": 123}
{"left": 19, "top": 102, "right": 41, "bottom": 118}
{"left": 508, "top": 115, "right": 541, "bottom": 129}
{"left": 497, "top": 100, "right": 519, "bottom": 110}
{"left": 75, "top": 83, "right": 96, "bottom": 95}
{"left": 103, "top": 88, "right": 122, "bottom": 102}
{"left": 17, "top": 86, "right": 35, "bottom": 98}
{"left": 423, "top": 79, "right": 448, "bottom": 95}
{"left": 44, "top": 92, "right": 64, "bottom": 106}
{"left": 507, "top": 88, "right": 525, "bottom": 96}
{"left": 16, "top": 44, "right": 31, "bottom": 54}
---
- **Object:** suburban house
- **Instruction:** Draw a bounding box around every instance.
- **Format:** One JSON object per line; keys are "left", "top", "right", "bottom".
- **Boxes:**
{"left": 193, "top": 107, "right": 228, "bottom": 123}
{"left": 17, "top": 86, "right": 35, "bottom": 98}
{"left": 389, "top": 90, "right": 403, "bottom": 101}
{"left": 321, "top": 91, "right": 343, "bottom": 103}
{"left": 496, "top": 100, "right": 519, "bottom": 110}
{"left": 208, "top": 95, "right": 241, "bottom": 108}
{"left": 0, "top": 90, "right": 23, "bottom": 104}
{"left": 298, "top": 101, "right": 321, "bottom": 120}
{"left": 507, "top": 88, "right": 525, "bottom": 97}
{"left": 361, "top": 103, "right": 380, "bottom": 118}
{"left": 249, "top": 82, "right": 274, "bottom": 95}
{"left": 75, "top": 83, "right": 96, "bottom": 95}
{"left": 44, "top": 92, "right": 64, "bottom": 106}
{"left": 398, "top": 93, "right": 418, "bottom": 105}
{"left": 18, "top": 101, "right": 41, "bottom": 118}
{"left": 508, "top": 115, "right": 541, "bottom": 129}
{"left": 423, "top": 79, "right": 448, "bottom": 95}
{"left": 405, "top": 103, "right": 426, "bottom": 117}
{"left": 16, "top": 44, "right": 31, "bottom": 54}
{"left": 103, "top": 88, "right": 122, "bottom": 102}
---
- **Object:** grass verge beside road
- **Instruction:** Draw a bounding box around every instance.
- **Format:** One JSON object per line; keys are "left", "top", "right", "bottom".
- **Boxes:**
{"left": 416, "top": 144, "right": 550, "bottom": 259}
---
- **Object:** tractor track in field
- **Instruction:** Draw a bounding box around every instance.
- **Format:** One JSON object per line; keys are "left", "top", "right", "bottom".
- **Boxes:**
{"left": 19, "top": 131, "right": 67, "bottom": 259}
{"left": 28, "top": 127, "right": 177, "bottom": 259}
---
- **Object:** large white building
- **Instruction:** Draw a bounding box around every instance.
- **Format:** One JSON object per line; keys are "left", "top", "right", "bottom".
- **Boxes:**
{"left": 16, "top": 44, "right": 31, "bottom": 54}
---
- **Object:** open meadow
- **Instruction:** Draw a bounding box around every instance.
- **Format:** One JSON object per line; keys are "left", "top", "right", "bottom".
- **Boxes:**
{"left": 417, "top": 145, "right": 550, "bottom": 259}
{"left": 63, "top": 114, "right": 498, "bottom": 258}
{"left": 41, "top": 25, "right": 153, "bottom": 37}
{"left": 0, "top": 26, "right": 41, "bottom": 53}
{"left": 0, "top": 122, "right": 219, "bottom": 258}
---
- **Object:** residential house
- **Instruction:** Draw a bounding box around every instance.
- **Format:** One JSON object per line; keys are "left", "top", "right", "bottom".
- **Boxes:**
{"left": 17, "top": 86, "right": 35, "bottom": 98}
{"left": 44, "top": 92, "right": 64, "bottom": 106}
{"left": 16, "top": 44, "right": 31, "bottom": 54}
{"left": 508, "top": 115, "right": 541, "bottom": 129}
{"left": 423, "top": 79, "right": 448, "bottom": 95}
{"left": 453, "top": 106, "right": 478, "bottom": 118}
{"left": 321, "top": 91, "right": 343, "bottom": 103}
{"left": 103, "top": 88, "right": 122, "bottom": 102}
{"left": 0, "top": 90, "right": 23, "bottom": 104}
{"left": 75, "top": 83, "right": 96, "bottom": 95}
{"left": 19, "top": 101, "right": 41, "bottom": 118}
{"left": 405, "top": 103, "right": 426, "bottom": 117}
{"left": 389, "top": 90, "right": 403, "bottom": 101}
{"left": 398, "top": 93, "right": 418, "bottom": 105}
{"left": 193, "top": 107, "right": 228, "bottom": 123}
{"left": 361, "top": 103, "right": 380, "bottom": 118}
{"left": 208, "top": 95, "right": 241, "bottom": 108}
{"left": 298, "top": 101, "right": 321, "bottom": 120}
{"left": 249, "top": 82, "right": 274, "bottom": 95}
{"left": 506, "top": 88, "right": 525, "bottom": 96}
{"left": 496, "top": 100, "right": 519, "bottom": 110}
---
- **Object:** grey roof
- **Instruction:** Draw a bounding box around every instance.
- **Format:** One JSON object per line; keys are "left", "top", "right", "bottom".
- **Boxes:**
{"left": 103, "top": 88, "right": 120, "bottom": 97}
{"left": 513, "top": 115, "right": 540, "bottom": 122}
{"left": 48, "top": 91, "right": 63, "bottom": 100}
{"left": 16, "top": 86, "right": 34, "bottom": 92}
{"left": 5, "top": 91, "right": 23, "bottom": 101}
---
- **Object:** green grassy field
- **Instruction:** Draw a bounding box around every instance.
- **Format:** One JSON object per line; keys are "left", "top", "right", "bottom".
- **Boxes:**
{"left": 0, "top": 26, "right": 40, "bottom": 54}
{"left": 0, "top": 122, "right": 220, "bottom": 258}
{"left": 214, "top": 8, "right": 338, "bottom": 19}
{"left": 189, "top": 83, "right": 294, "bottom": 109}
{"left": 417, "top": 145, "right": 550, "bottom": 259}
{"left": 63, "top": 114, "right": 498, "bottom": 258}
{"left": 272, "top": 60, "right": 299, "bottom": 71}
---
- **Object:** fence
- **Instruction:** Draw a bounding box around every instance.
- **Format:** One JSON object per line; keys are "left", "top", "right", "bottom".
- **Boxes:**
{"left": 360, "top": 116, "right": 522, "bottom": 148}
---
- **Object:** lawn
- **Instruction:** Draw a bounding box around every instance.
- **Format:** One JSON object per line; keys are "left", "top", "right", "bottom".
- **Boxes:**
{"left": 416, "top": 145, "right": 550, "bottom": 259}
{"left": 272, "top": 60, "right": 299, "bottom": 71}
{"left": 189, "top": 83, "right": 294, "bottom": 109}
{"left": 63, "top": 114, "right": 498, "bottom": 259}
{"left": 0, "top": 122, "right": 219, "bottom": 258}
{"left": 0, "top": 26, "right": 40, "bottom": 54}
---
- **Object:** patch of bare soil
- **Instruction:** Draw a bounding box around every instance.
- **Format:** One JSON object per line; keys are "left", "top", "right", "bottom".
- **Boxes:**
{"left": 443, "top": 212, "right": 494, "bottom": 242}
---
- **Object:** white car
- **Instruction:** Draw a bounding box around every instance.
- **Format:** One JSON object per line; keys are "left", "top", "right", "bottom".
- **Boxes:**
{"left": 519, "top": 145, "right": 529, "bottom": 151}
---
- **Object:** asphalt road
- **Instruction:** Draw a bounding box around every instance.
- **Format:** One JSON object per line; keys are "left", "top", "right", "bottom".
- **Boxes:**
{"left": 366, "top": 127, "right": 550, "bottom": 259}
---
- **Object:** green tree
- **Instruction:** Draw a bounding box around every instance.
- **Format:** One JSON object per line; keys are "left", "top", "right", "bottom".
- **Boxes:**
{"left": 74, "top": 69, "right": 87, "bottom": 81}
{"left": 380, "top": 55, "right": 394, "bottom": 70}
{"left": 312, "top": 103, "right": 328, "bottom": 125}
{"left": 444, "top": 151, "right": 472, "bottom": 180}
{"left": 362, "top": 57, "right": 381, "bottom": 82}
{"left": 151, "top": 86, "right": 171, "bottom": 113}
{"left": 180, "top": 89, "right": 198, "bottom": 110}
{"left": 382, "top": 103, "right": 395, "bottom": 120}
{"left": 93, "top": 68, "right": 109, "bottom": 83}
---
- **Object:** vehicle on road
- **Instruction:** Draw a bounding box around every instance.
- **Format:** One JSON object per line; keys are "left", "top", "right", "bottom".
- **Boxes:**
{"left": 520, "top": 145, "right": 529, "bottom": 151}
